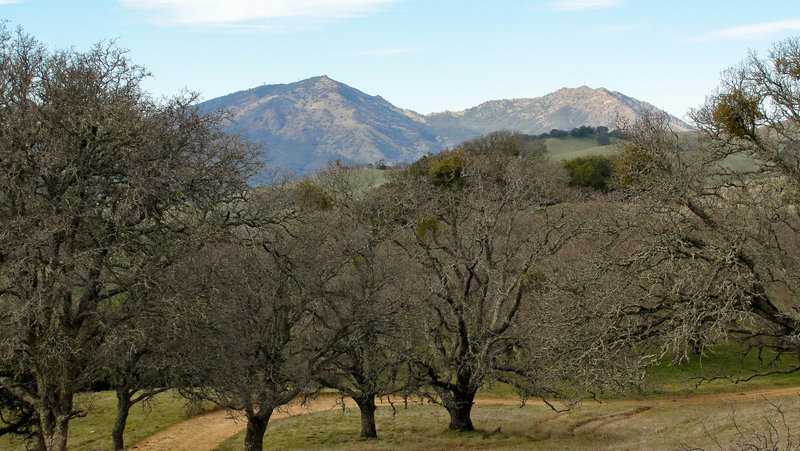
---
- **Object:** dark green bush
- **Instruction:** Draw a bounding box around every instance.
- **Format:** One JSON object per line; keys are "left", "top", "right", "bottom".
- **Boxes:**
{"left": 562, "top": 155, "right": 614, "bottom": 192}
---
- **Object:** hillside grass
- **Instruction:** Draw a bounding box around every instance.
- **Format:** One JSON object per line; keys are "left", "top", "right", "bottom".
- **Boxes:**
{"left": 350, "top": 168, "right": 388, "bottom": 189}
{"left": 543, "top": 136, "right": 617, "bottom": 161}
{"left": 642, "top": 343, "right": 800, "bottom": 398}
{"left": 542, "top": 132, "right": 763, "bottom": 175}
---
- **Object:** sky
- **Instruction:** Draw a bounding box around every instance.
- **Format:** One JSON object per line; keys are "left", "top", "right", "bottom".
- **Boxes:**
{"left": 2, "top": 0, "right": 800, "bottom": 120}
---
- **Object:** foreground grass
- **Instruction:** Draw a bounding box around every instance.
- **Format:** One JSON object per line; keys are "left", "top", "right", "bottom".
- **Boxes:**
{"left": 0, "top": 391, "right": 197, "bottom": 451}
{"left": 1, "top": 345, "right": 797, "bottom": 449}
{"left": 216, "top": 390, "right": 800, "bottom": 450}
{"left": 217, "top": 344, "right": 800, "bottom": 450}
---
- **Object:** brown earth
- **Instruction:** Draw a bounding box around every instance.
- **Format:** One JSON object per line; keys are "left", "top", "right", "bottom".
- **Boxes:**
{"left": 129, "top": 386, "right": 800, "bottom": 451}
{"left": 129, "top": 395, "right": 344, "bottom": 451}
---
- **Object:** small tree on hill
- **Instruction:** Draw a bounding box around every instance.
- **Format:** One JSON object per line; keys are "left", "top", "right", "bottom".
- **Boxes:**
{"left": 596, "top": 126, "right": 611, "bottom": 145}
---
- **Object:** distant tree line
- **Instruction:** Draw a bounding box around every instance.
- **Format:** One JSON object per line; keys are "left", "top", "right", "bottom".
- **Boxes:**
{"left": 2, "top": 25, "right": 800, "bottom": 451}
{"left": 364, "top": 127, "right": 622, "bottom": 173}
{"left": 531, "top": 125, "right": 623, "bottom": 145}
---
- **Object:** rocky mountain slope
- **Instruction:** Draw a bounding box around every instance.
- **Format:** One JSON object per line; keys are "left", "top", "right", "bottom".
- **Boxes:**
{"left": 200, "top": 76, "right": 441, "bottom": 176}
{"left": 427, "top": 86, "right": 693, "bottom": 146}
{"left": 200, "top": 77, "right": 692, "bottom": 177}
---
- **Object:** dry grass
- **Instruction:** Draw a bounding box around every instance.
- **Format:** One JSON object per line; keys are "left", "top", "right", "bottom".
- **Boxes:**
{"left": 217, "top": 389, "right": 800, "bottom": 450}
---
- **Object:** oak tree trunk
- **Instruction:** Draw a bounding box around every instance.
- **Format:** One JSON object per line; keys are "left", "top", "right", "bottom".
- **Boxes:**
{"left": 354, "top": 394, "right": 378, "bottom": 438}
{"left": 38, "top": 408, "right": 70, "bottom": 451}
{"left": 243, "top": 408, "right": 273, "bottom": 451}
{"left": 446, "top": 389, "right": 476, "bottom": 432}
{"left": 113, "top": 387, "right": 133, "bottom": 451}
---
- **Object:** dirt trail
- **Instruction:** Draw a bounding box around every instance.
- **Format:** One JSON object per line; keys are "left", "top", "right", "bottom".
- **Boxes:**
{"left": 567, "top": 406, "right": 653, "bottom": 435}
{"left": 129, "top": 386, "right": 800, "bottom": 451}
{"left": 129, "top": 395, "right": 344, "bottom": 451}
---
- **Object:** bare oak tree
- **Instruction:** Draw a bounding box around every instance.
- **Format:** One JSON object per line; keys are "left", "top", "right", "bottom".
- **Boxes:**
{"left": 596, "top": 37, "right": 800, "bottom": 369}
{"left": 308, "top": 165, "right": 416, "bottom": 439}
{"left": 173, "top": 185, "right": 344, "bottom": 451}
{"left": 0, "top": 26, "right": 259, "bottom": 450}
{"left": 385, "top": 132, "right": 644, "bottom": 431}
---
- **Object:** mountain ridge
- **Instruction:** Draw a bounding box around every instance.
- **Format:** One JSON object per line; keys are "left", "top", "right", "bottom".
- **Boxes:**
{"left": 201, "top": 76, "right": 442, "bottom": 177}
{"left": 426, "top": 84, "right": 692, "bottom": 145}
{"left": 200, "top": 76, "right": 692, "bottom": 176}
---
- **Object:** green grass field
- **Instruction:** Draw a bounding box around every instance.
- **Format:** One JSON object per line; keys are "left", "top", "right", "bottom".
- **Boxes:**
{"left": 542, "top": 133, "right": 762, "bottom": 176}
{"left": 643, "top": 344, "right": 800, "bottom": 397}
{"left": 350, "top": 168, "right": 389, "bottom": 189}
{"left": 542, "top": 136, "right": 617, "bottom": 161}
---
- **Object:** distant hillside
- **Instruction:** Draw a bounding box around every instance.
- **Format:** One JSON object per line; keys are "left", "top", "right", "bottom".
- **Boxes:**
{"left": 426, "top": 86, "right": 693, "bottom": 146}
{"left": 542, "top": 136, "right": 619, "bottom": 161}
{"left": 200, "top": 76, "right": 442, "bottom": 177}
{"left": 200, "top": 78, "right": 693, "bottom": 178}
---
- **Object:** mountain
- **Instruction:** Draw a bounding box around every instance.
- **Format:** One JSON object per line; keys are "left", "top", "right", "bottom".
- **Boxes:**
{"left": 427, "top": 86, "right": 693, "bottom": 146}
{"left": 200, "top": 77, "right": 692, "bottom": 177}
{"left": 200, "top": 76, "right": 442, "bottom": 176}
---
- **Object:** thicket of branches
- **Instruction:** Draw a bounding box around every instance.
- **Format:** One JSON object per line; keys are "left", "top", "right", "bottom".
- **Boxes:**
{"left": 2, "top": 24, "right": 800, "bottom": 451}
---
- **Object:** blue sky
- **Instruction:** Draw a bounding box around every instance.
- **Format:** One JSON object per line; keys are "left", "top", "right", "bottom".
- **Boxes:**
{"left": 2, "top": 0, "right": 800, "bottom": 120}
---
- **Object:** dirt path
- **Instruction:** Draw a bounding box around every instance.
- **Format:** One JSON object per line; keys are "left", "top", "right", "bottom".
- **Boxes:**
{"left": 129, "top": 386, "right": 800, "bottom": 451}
{"left": 129, "top": 395, "right": 344, "bottom": 451}
{"left": 657, "top": 385, "right": 800, "bottom": 404}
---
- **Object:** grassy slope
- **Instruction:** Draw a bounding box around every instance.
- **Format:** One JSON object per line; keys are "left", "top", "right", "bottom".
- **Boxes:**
{"left": 346, "top": 168, "right": 388, "bottom": 190}
{"left": 643, "top": 344, "right": 800, "bottom": 397}
{"left": 542, "top": 136, "right": 617, "bottom": 161}
{"left": 543, "top": 133, "right": 760, "bottom": 173}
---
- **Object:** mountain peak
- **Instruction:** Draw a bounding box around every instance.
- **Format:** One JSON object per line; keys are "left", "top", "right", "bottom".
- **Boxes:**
{"left": 555, "top": 85, "right": 591, "bottom": 92}
{"left": 298, "top": 75, "right": 341, "bottom": 90}
{"left": 426, "top": 86, "right": 692, "bottom": 145}
{"left": 200, "top": 76, "right": 441, "bottom": 177}
{"left": 553, "top": 85, "right": 612, "bottom": 97}
{"left": 308, "top": 74, "right": 334, "bottom": 83}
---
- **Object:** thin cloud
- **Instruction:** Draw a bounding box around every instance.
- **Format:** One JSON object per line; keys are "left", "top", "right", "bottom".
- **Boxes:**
{"left": 347, "top": 47, "right": 420, "bottom": 56}
{"left": 540, "top": 0, "right": 626, "bottom": 11}
{"left": 600, "top": 23, "right": 643, "bottom": 33}
{"left": 119, "top": 0, "right": 402, "bottom": 28}
{"left": 687, "top": 18, "right": 800, "bottom": 43}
